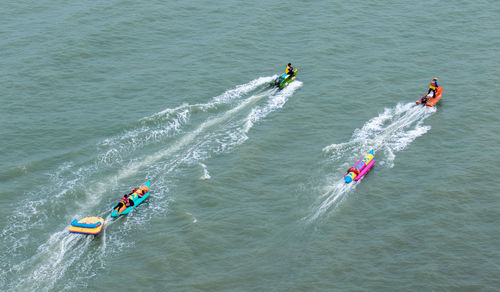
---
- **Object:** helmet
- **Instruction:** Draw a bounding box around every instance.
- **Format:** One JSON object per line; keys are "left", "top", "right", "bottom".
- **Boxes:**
{"left": 288, "top": 63, "right": 291, "bottom": 66}
{"left": 433, "top": 77, "right": 438, "bottom": 81}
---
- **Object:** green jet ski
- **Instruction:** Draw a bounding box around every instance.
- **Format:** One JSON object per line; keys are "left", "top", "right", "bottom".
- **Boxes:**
{"left": 270, "top": 68, "right": 298, "bottom": 89}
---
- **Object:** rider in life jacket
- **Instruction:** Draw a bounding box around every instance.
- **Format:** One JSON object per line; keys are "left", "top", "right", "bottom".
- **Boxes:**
{"left": 427, "top": 77, "right": 439, "bottom": 97}
{"left": 114, "top": 188, "right": 138, "bottom": 211}
{"left": 286, "top": 63, "right": 294, "bottom": 77}
{"left": 114, "top": 185, "right": 150, "bottom": 212}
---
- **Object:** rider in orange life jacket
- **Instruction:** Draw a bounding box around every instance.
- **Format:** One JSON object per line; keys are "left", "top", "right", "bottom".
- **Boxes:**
{"left": 286, "top": 63, "right": 294, "bottom": 77}
{"left": 427, "top": 77, "right": 439, "bottom": 97}
{"left": 114, "top": 189, "right": 138, "bottom": 211}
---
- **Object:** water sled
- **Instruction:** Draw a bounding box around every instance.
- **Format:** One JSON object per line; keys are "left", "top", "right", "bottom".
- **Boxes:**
{"left": 270, "top": 68, "right": 298, "bottom": 89}
{"left": 344, "top": 150, "right": 375, "bottom": 183}
{"left": 416, "top": 86, "right": 443, "bottom": 107}
{"left": 68, "top": 216, "right": 104, "bottom": 235}
{"left": 111, "top": 181, "right": 150, "bottom": 217}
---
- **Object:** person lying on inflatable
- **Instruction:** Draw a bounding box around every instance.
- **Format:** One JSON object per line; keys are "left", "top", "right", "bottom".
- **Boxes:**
{"left": 113, "top": 186, "right": 149, "bottom": 212}
{"left": 114, "top": 192, "right": 134, "bottom": 212}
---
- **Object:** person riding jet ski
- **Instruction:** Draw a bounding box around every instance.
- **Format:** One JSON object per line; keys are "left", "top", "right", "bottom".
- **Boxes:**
{"left": 421, "top": 77, "right": 439, "bottom": 104}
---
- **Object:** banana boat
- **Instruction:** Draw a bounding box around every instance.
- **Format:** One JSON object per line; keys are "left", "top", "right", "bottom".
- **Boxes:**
{"left": 344, "top": 150, "right": 375, "bottom": 183}
{"left": 111, "top": 181, "right": 150, "bottom": 217}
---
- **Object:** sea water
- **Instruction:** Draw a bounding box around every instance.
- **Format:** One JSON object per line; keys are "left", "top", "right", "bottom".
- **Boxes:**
{"left": 1, "top": 1, "right": 499, "bottom": 290}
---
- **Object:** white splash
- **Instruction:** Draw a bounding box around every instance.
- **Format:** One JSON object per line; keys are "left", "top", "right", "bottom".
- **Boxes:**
{"left": 199, "top": 163, "right": 211, "bottom": 180}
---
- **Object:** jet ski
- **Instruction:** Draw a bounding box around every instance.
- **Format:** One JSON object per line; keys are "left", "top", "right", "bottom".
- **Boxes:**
{"left": 270, "top": 68, "right": 298, "bottom": 89}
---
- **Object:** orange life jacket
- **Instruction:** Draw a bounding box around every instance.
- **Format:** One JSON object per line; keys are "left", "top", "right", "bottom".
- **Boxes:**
{"left": 121, "top": 196, "right": 130, "bottom": 207}
{"left": 136, "top": 186, "right": 148, "bottom": 197}
{"left": 429, "top": 81, "right": 437, "bottom": 90}
{"left": 348, "top": 168, "right": 360, "bottom": 175}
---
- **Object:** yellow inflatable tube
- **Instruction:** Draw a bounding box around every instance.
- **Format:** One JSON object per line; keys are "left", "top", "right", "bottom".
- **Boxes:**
{"left": 68, "top": 216, "right": 104, "bottom": 235}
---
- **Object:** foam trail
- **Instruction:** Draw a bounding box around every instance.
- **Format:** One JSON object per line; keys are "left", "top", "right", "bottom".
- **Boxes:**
{"left": 310, "top": 103, "right": 435, "bottom": 221}
{"left": 310, "top": 180, "right": 355, "bottom": 221}
{"left": 99, "top": 76, "right": 275, "bottom": 159}
{"left": 116, "top": 90, "right": 269, "bottom": 180}
{"left": 244, "top": 81, "right": 302, "bottom": 133}
{"left": 178, "top": 81, "right": 302, "bottom": 165}
{"left": 146, "top": 76, "right": 275, "bottom": 119}
{"left": 12, "top": 232, "right": 93, "bottom": 291}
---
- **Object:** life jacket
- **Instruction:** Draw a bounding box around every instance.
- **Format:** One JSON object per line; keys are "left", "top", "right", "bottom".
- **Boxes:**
{"left": 429, "top": 81, "right": 437, "bottom": 90}
{"left": 120, "top": 196, "right": 131, "bottom": 207}
{"left": 286, "top": 66, "right": 293, "bottom": 75}
{"left": 137, "top": 186, "right": 149, "bottom": 198}
{"left": 117, "top": 199, "right": 129, "bottom": 209}
{"left": 347, "top": 167, "right": 360, "bottom": 175}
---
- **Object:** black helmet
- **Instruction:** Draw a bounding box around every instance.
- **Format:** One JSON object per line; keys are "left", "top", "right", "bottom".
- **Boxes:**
{"left": 288, "top": 63, "right": 291, "bottom": 66}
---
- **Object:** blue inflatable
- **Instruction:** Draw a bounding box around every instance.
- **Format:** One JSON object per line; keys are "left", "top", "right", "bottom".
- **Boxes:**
{"left": 111, "top": 181, "right": 150, "bottom": 217}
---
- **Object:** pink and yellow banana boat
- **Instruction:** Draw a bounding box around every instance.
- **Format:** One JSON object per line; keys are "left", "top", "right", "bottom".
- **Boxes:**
{"left": 344, "top": 150, "right": 375, "bottom": 183}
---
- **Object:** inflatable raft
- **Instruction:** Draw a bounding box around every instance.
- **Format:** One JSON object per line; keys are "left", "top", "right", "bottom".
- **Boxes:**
{"left": 111, "top": 181, "right": 150, "bottom": 217}
{"left": 68, "top": 216, "right": 104, "bottom": 235}
{"left": 416, "top": 86, "right": 443, "bottom": 107}
{"left": 344, "top": 150, "right": 375, "bottom": 183}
